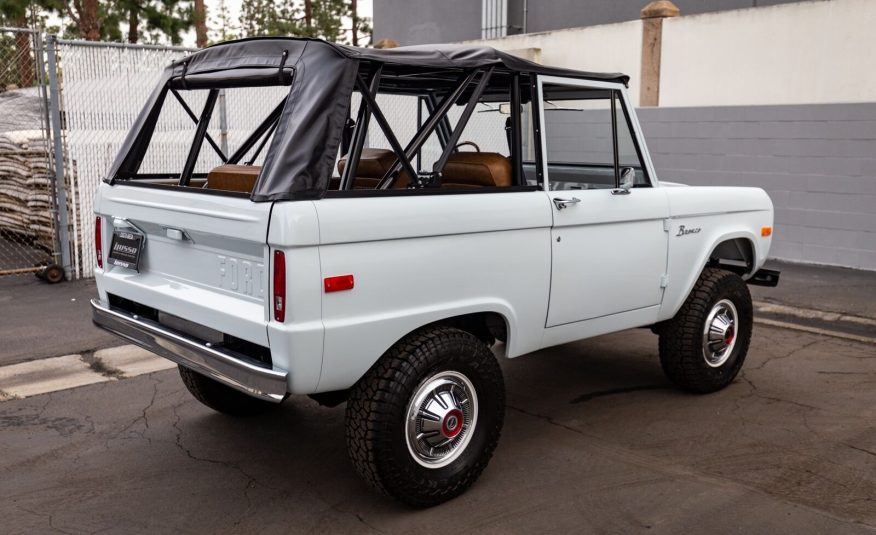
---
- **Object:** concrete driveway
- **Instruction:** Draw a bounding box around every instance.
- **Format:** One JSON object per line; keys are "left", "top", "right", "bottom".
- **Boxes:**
{"left": 1, "top": 324, "right": 874, "bottom": 533}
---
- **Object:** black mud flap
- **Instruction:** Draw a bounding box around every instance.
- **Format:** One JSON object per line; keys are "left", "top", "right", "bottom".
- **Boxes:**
{"left": 747, "top": 268, "right": 780, "bottom": 287}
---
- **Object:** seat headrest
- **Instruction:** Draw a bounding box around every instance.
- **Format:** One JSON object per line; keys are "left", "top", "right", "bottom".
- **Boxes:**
{"left": 337, "top": 148, "right": 397, "bottom": 178}
{"left": 441, "top": 152, "right": 512, "bottom": 188}
{"left": 206, "top": 164, "right": 261, "bottom": 193}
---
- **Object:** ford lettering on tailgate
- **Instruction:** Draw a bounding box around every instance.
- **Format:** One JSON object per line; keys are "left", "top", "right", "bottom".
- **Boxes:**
{"left": 218, "top": 255, "right": 264, "bottom": 297}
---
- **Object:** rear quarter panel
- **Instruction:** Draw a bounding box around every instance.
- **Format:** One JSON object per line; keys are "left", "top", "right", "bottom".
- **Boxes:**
{"left": 310, "top": 191, "right": 553, "bottom": 393}
{"left": 659, "top": 186, "right": 774, "bottom": 321}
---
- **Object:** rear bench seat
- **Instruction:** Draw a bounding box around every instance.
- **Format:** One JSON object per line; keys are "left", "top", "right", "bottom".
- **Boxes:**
{"left": 205, "top": 164, "right": 261, "bottom": 193}
{"left": 336, "top": 148, "right": 512, "bottom": 190}
{"left": 205, "top": 149, "right": 513, "bottom": 194}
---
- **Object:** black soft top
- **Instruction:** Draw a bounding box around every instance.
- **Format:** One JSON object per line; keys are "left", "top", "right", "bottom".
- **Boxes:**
{"left": 107, "top": 38, "right": 629, "bottom": 201}
{"left": 188, "top": 37, "right": 629, "bottom": 85}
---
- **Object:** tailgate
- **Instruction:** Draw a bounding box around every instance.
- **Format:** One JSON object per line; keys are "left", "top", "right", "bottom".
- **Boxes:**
{"left": 94, "top": 183, "right": 272, "bottom": 346}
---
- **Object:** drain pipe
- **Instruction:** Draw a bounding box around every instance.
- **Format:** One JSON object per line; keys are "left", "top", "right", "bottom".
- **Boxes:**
{"left": 522, "top": 0, "right": 528, "bottom": 33}
{"left": 639, "top": 1, "right": 680, "bottom": 107}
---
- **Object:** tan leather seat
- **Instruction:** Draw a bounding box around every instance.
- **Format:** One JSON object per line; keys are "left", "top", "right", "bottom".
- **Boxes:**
{"left": 441, "top": 152, "right": 512, "bottom": 189}
{"left": 337, "top": 148, "right": 411, "bottom": 189}
{"left": 206, "top": 164, "right": 261, "bottom": 193}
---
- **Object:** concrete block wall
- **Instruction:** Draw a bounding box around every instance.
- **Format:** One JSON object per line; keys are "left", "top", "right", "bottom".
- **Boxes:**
{"left": 637, "top": 103, "right": 876, "bottom": 271}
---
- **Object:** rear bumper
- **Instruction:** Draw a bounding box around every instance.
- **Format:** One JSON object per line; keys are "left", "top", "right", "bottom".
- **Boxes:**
{"left": 91, "top": 299, "right": 288, "bottom": 402}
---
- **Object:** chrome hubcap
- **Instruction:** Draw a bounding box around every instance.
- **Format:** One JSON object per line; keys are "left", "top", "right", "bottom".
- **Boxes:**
{"left": 702, "top": 299, "right": 738, "bottom": 367}
{"left": 405, "top": 371, "right": 478, "bottom": 469}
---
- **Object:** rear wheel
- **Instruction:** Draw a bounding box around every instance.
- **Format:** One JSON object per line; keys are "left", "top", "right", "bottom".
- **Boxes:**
{"left": 345, "top": 326, "right": 504, "bottom": 507}
{"left": 658, "top": 268, "right": 752, "bottom": 393}
{"left": 178, "top": 365, "right": 279, "bottom": 416}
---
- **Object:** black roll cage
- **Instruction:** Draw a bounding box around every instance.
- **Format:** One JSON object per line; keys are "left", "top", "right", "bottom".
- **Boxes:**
{"left": 341, "top": 64, "right": 529, "bottom": 191}
{"left": 172, "top": 64, "right": 519, "bottom": 191}
{"left": 129, "top": 62, "right": 647, "bottom": 194}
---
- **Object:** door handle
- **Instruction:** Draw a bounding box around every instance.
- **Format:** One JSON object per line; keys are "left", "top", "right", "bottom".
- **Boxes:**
{"left": 553, "top": 197, "right": 581, "bottom": 210}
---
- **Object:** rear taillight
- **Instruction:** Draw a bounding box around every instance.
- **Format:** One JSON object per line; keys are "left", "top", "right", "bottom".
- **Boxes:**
{"left": 273, "top": 250, "right": 286, "bottom": 322}
{"left": 95, "top": 216, "right": 103, "bottom": 268}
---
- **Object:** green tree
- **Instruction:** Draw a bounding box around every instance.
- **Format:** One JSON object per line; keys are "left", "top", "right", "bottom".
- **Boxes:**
{"left": 0, "top": 0, "right": 43, "bottom": 86}
{"left": 114, "top": 0, "right": 195, "bottom": 45}
{"left": 209, "top": 0, "right": 238, "bottom": 44}
{"left": 240, "top": 0, "right": 371, "bottom": 45}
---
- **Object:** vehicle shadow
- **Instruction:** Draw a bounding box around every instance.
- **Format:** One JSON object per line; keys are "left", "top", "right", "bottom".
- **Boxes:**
{"left": 168, "top": 329, "right": 681, "bottom": 513}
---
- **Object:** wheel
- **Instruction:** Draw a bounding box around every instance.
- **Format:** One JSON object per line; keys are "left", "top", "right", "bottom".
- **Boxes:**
{"left": 345, "top": 325, "right": 505, "bottom": 507}
{"left": 658, "top": 267, "right": 752, "bottom": 393}
{"left": 42, "top": 264, "right": 64, "bottom": 283}
{"left": 178, "top": 365, "right": 279, "bottom": 416}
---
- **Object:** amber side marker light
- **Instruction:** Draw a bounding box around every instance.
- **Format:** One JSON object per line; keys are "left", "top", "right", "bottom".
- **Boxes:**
{"left": 761, "top": 226, "right": 773, "bottom": 237}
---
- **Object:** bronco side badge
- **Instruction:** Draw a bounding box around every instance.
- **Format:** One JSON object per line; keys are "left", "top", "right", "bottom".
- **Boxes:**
{"left": 676, "top": 225, "right": 702, "bottom": 236}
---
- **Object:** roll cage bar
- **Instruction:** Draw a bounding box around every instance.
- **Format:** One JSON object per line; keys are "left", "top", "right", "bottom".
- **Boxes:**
{"left": 171, "top": 63, "right": 517, "bottom": 191}
{"left": 342, "top": 64, "right": 527, "bottom": 191}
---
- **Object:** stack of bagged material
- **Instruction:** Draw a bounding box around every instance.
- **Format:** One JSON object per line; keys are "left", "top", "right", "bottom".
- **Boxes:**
{"left": 0, "top": 129, "right": 54, "bottom": 253}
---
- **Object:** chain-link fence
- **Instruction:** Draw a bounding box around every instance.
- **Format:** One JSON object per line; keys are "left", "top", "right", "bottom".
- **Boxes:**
{"left": 0, "top": 28, "right": 58, "bottom": 280}
{"left": 52, "top": 39, "right": 296, "bottom": 278}
{"left": 52, "top": 39, "right": 196, "bottom": 278}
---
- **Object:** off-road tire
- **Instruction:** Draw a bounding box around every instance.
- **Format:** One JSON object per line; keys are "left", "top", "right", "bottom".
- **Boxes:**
{"left": 178, "top": 365, "right": 279, "bottom": 416}
{"left": 658, "top": 267, "right": 752, "bottom": 393}
{"left": 345, "top": 325, "right": 505, "bottom": 507}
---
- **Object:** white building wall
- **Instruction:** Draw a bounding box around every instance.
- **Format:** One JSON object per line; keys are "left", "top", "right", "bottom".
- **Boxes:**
{"left": 465, "top": 0, "right": 876, "bottom": 108}
{"left": 462, "top": 20, "right": 644, "bottom": 105}
{"left": 660, "top": 0, "right": 876, "bottom": 107}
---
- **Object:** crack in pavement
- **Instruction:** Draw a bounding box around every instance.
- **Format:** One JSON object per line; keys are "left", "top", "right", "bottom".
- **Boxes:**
{"left": 506, "top": 402, "right": 876, "bottom": 531}
{"left": 17, "top": 504, "right": 74, "bottom": 535}
{"left": 169, "top": 402, "right": 279, "bottom": 523}
{"left": 817, "top": 371, "right": 876, "bottom": 375}
{"left": 843, "top": 443, "right": 876, "bottom": 459}
{"left": 109, "top": 375, "right": 161, "bottom": 446}
{"left": 569, "top": 384, "right": 669, "bottom": 404}
{"left": 749, "top": 338, "right": 822, "bottom": 372}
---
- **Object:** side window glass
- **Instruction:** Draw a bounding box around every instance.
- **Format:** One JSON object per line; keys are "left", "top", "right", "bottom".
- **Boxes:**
{"left": 540, "top": 83, "right": 648, "bottom": 190}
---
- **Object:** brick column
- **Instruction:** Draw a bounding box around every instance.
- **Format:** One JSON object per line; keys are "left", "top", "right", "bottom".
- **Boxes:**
{"left": 640, "top": 1, "right": 680, "bottom": 107}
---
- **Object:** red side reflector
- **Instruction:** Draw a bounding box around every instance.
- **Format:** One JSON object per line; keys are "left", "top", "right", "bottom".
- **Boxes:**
{"left": 761, "top": 226, "right": 773, "bottom": 237}
{"left": 324, "top": 274, "right": 354, "bottom": 293}
{"left": 95, "top": 216, "right": 103, "bottom": 269}
{"left": 273, "top": 250, "right": 286, "bottom": 322}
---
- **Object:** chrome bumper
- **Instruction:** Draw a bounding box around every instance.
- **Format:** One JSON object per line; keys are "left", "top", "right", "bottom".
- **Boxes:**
{"left": 91, "top": 299, "right": 287, "bottom": 402}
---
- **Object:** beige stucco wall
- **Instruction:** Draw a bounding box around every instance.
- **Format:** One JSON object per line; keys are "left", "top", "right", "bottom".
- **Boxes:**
{"left": 461, "top": 20, "right": 644, "bottom": 104}
{"left": 659, "top": 0, "right": 876, "bottom": 107}
{"left": 463, "top": 0, "right": 876, "bottom": 108}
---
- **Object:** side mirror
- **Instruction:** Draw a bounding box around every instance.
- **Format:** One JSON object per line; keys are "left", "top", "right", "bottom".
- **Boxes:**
{"left": 498, "top": 103, "right": 512, "bottom": 115}
{"left": 612, "top": 167, "right": 635, "bottom": 195}
{"left": 620, "top": 167, "right": 635, "bottom": 190}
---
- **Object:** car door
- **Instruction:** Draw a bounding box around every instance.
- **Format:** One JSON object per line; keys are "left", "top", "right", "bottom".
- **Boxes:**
{"left": 536, "top": 76, "right": 670, "bottom": 327}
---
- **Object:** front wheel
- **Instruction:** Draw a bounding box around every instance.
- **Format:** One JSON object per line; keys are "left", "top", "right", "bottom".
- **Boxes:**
{"left": 658, "top": 268, "right": 753, "bottom": 393}
{"left": 345, "top": 326, "right": 505, "bottom": 507}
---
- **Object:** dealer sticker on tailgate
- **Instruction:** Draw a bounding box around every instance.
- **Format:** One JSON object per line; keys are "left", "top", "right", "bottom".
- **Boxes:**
{"left": 108, "top": 229, "right": 144, "bottom": 271}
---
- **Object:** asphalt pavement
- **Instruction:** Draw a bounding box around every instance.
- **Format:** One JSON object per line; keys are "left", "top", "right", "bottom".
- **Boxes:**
{"left": 752, "top": 260, "right": 876, "bottom": 320}
{"left": 1, "top": 325, "right": 874, "bottom": 533}
{"left": 0, "top": 275, "right": 118, "bottom": 366}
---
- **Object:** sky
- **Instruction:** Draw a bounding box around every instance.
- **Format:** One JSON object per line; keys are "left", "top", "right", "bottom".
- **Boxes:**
{"left": 181, "top": 0, "right": 374, "bottom": 47}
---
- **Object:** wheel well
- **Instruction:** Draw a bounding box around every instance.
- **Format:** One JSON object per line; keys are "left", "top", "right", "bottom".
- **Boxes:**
{"left": 707, "top": 238, "right": 755, "bottom": 277}
{"left": 429, "top": 312, "right": 508, "bottom": 347}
